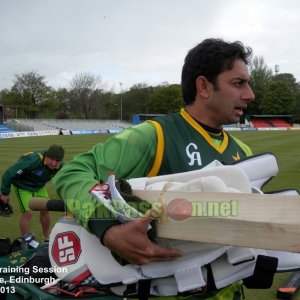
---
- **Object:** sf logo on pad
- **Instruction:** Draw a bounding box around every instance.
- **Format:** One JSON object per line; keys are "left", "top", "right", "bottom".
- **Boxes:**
{"left": 51, "top": 231, "right": 81, "bottom": 266}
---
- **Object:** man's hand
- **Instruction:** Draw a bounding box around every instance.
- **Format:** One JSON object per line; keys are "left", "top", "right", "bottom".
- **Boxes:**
{"left": 0, "top": 195, "right": 9, "bottom": 203}
{"left": 103, "top": 217, "right": 183, "bottom": 266}
{"left": 0, "top": 195, "right": 13, "bottom": 217}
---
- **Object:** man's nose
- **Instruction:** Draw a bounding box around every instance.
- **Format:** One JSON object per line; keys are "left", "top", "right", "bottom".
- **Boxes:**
{"left": 52, "top": 161, "right": 60, "bottom": 168}
{"left": 243, "top": 84, "right": 255, "bottom": 102}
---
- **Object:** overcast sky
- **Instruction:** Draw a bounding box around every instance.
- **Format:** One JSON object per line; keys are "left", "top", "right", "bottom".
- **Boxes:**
{"left": 1, "top": 0, "right": 300, "bottom": 92}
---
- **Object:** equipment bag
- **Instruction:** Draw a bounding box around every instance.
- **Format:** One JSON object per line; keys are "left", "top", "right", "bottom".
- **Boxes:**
{"left": 0, "top": 238, "right": 11, "bottom": 257}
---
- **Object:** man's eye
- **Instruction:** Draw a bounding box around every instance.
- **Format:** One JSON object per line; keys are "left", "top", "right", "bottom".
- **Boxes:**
{"left": 233, "top": 81, "right": 242, "bottom": 86}
{"left": 233, "top": 80, "right": 247, "bottom": 87}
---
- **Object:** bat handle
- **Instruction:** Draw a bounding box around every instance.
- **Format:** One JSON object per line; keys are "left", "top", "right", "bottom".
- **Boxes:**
{"left": 29, "top": 198, "right": 66, "bottom": 212}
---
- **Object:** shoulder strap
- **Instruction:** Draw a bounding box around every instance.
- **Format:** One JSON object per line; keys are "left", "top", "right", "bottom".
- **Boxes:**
{"left": 37, "top": 152, "right": 44, "bottom": 161}
{"left": 20, "top": 151, "right": 44, "bottom": 161}
{"left": 146, "top": 120, "right": 165, "bottom": 177}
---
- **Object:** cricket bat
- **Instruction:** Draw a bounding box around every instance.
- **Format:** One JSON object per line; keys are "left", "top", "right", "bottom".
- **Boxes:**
{"left": 30, "top": 191, "right": 300, "bottom": 252}
{"left": 133, "top": 190, "right": 300, "bottom": 252}
{"left": 277, "top": 272, "right": 300, "bottom": 299}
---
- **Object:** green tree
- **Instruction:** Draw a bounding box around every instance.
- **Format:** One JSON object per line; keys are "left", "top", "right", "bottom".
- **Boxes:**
{"left": 249, "top": 56, "right": 273, "bottom": 115}
{"left": 98, "top": 91, "right": 117, "bottom": 119}
{"left": 273, "top": 73, "right": 297, "bottom": 86}
{"left": 290, "top": 81, "right": 300, "bottom": 122}
{"left": 121, "top": 83, "right": 154, "bottom": 121}
{"left": 69, "top": 73, "right": 103, "bottom": 119}
{"left": 5, "top": 71, "right": 51, "bottom": 118}
{"left": 148, "top": 84, "right": 182, "bottom": 113}
{"left": 0, "top": 89, "right": 20, "bottom": 118}
{"left": 52, "top": 88, "right": 71, "bottom": 118}
{"left": 260, "top": 80, "right": 296, "bottom": 114}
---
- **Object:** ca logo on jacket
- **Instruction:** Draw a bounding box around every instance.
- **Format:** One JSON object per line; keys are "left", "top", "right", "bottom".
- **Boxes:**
{"left": 186, "top": 143, "right": 202, "bottom": 166}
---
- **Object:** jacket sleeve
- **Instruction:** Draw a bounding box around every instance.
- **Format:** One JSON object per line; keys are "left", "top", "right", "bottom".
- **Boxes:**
{"left": 231, "top": 135, "right": 253, "bottom": 157}
{"left": 1, "top": 154, "right": 40, "bottom": 195}
{"left": 53, "top": 122, "right": 157, "bottom": 233}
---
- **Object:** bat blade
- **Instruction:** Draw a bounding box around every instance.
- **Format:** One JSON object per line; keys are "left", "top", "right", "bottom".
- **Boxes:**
{"left": 30, "top": 191, "right": 300, "bottom": 252}
{"left": 133, "top": 190, "right": 300, "bottom": 252}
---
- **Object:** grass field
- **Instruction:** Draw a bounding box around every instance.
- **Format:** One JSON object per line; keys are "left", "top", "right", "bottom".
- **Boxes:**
{"left": 0, "top": 130, "right": 300, "bottom": 299}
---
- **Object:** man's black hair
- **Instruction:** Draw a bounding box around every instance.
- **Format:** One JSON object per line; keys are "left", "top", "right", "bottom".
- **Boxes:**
{"left": 181, "top": 38, "right": 253, "bottom": 105}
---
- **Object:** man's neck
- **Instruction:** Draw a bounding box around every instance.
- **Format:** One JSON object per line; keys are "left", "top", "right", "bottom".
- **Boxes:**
{"left": 196, "top": 119, "right": 222, "bottom": 135}
{"left": 184, "top": 104, "right": 223, "bottom": 132}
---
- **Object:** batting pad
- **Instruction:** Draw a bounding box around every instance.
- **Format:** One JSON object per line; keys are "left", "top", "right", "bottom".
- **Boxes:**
{"left": 80, "top": 225, "right": 141, "bottom": 285}
{"left": 128, "top": 152, "right": 279, "bottom": 192}
{"left": 47, "top": 153, "right": 300, "bottom": 295}
{"left": 49, "top": 217, "right": 91, "bottom": 284}
{"left": 128, "top": 163, "right": 252, "bottom": 194}
{"left": 232, "top": 152, "right": 278, "bottom": 189}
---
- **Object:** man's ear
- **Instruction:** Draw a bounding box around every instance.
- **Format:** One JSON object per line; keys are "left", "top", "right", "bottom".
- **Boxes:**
{"left": 195, "top": 76, "right": 213, "bottom": 98}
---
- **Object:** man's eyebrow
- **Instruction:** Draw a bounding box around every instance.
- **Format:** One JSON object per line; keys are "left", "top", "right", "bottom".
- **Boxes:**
{"left": 232, "top": 77, "right": 250, "bottom": 83}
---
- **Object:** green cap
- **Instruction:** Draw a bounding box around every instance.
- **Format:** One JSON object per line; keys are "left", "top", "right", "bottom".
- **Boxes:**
{"left": 46, "top": 145, "right": 65, "bottom": 161}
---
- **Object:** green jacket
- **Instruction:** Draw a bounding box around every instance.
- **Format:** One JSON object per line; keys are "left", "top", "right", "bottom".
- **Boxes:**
{"left": 53, "top": 112, "right": 251, "bottom": 237}
{"left": 53, "top": 111, "right": 251, "bottom": 300}
{"left": 1, "top": 150, "right": 64, "bottom": 195}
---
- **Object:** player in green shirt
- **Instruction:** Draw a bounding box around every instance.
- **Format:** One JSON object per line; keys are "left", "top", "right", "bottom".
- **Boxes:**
{"left": 0, "top": 144, "right": 65, "bottom": 239}
{"left": 54, "top": 38, "right": 255, "bottom": 299}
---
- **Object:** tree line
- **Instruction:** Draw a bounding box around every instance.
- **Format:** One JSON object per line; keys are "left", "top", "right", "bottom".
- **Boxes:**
{"left": 1, "top": 56, "right": 300, "bottom": 123}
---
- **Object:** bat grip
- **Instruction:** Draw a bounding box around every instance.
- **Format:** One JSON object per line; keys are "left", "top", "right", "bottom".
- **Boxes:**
{"left": 47, "top": 200, "right": 66, "bottom": 212}
{"left": 29, "top": 198, "right": 66, "bottom": 212}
